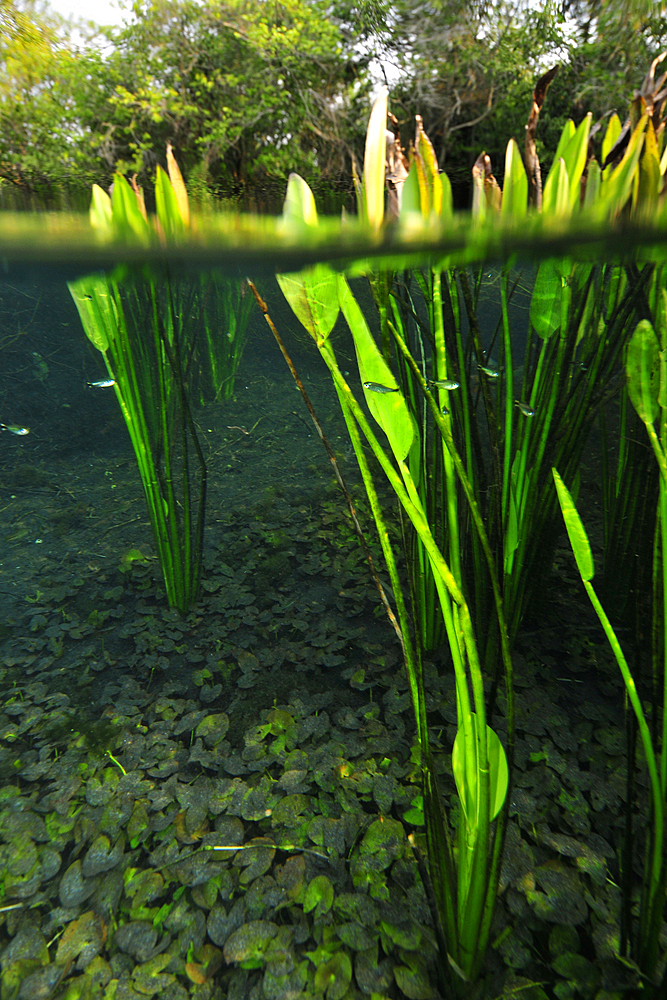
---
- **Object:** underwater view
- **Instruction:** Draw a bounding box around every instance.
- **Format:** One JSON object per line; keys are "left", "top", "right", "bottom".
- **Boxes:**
{"left": 1, "top": 76, "right": 667, "bottom": 1000}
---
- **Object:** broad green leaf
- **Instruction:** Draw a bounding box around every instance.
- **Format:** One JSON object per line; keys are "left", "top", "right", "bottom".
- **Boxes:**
{"left": 282, "top": 172, "right": 318, "bottom": 229}
{"left": 500, "top": 138, "right": 527, "bottom": 219}
{"left": 68, "top": 275, "right": 119, "bottom": 352}
{"left": 155, "top": 165, "right": 186, "bottom": 239}
{"left": 452, "top": 715, "right": 508, "bottom": 827}
{"left": 110, "top": 173, "right": 151, "bottom": 243}
{"left": 552, "top": 469, "right": 594, "bottom": 582}
{"left": 364, "top": 88, "right": 388, "bottom": 231}
{"left": 90, "top": 184, "right": 112, "bottom": 234}
{"left": 626, "top": 319, "right": 660, "bottom": 425}
{"left": 530, "top": 259, "right": 561, "bottom": 339}
{"left": 542, "top": 158, "right": 570, "bottom": 217}
{"left": 337, "top": 274, "right": 415, "bottom": 462}
{"left": 277, "top": 264, "right": 339, "bottom": 344}
{"left": 601, "top": 113, "right": 622, "bottom": 167}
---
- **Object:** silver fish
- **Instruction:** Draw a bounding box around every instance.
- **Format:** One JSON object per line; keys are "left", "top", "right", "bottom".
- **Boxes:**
{"left": 514, "top": 400, "right": 534, "bottom": 417}
{"left": 478, "top": 364, "right": 500, "bottom": 378}
{"left": 441, "top": 406, "right": 450, "bottom": 416}
{"left": 430, "top": 379, "right": 460, "bottom": 390}
{"left": 1, "top": 423, "right": 29, "bottom": 436}
{"left": 363, "top": 381, "right": 398, "bottom": 394}
{"left": 87, "top": 379, "right": 116, "bottom": 389}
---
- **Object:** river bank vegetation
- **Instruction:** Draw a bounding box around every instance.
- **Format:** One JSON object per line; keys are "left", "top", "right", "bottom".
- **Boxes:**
{"left": 1, "top": 0, "right": 666, "bottom": 210}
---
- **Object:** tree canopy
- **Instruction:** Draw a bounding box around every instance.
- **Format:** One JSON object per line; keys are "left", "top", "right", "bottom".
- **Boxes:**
{"left": 0, "top": 0, "right": 664, "bottom": 209}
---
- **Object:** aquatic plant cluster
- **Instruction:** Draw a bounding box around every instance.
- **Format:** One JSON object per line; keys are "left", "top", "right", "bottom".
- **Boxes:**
{"left": 2, "top": 53, "right": 667, "bottom": 1000}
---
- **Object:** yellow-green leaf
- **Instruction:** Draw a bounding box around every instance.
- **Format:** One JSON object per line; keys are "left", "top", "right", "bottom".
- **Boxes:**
{"left": 601, "top": 113, "right": 622, "bottom": 167}
{"left": 166, "top": 143, "right": 190, "bottom": 227}
{"left": 282, "top": 173, "right": 318, "bottom": 229}
{"left": 364, "top": 88, "right": 388, "bottom": 230}
{"left": 501, "top": 138, "right": 527, "bottom": 219}
{"left": 90, "top": 184, "right": 112, "bottom": 235}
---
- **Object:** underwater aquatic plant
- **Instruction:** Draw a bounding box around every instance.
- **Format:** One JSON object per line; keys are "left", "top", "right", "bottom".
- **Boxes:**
{"left": 69, "top": 152, "right": 206, "bottom": 614}
{"left": 272, "top": 69, "right": 667, "bottom": 984}
{"left": 274, "top": 95, "right": 512, "bottom": 984}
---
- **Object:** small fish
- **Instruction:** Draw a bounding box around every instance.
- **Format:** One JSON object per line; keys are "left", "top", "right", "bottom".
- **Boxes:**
{"left": 429, "top": 379, "right": 460, "bottom": 390}
{"left": 87, "top": 379, "right": 116, "bottom": 389}
{"left": 441, "top": 406, "right": 450, "bottom": 416}
{"left": 363, "top": 382, "right": 398, "bottom": 394}
{"left": 514, "top": 400, "right": 534, "bottom": 417}
{"left": 1, "top": 423, "right": 29, "bottom": 436}
{"left": 478, "top": 364, "right": 500, "bottom": 378}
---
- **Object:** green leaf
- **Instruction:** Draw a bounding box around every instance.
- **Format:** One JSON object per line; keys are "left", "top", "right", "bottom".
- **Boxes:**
{"left": 400, "top": 162, "right": 421, "bottom": 219}
{"left": 363, "top": 88, "right": 388, "bottom": 230}
{"left": 110, "top": 173, "right": 151, "bottom": 243}
{"left": 314, "top": 952, "right": 352, "bottom": 1000}
{"left": 597, "top": 115, "right": 647, "bottom": 218}
{"left": 552, "top": 469, "right": 594, "bottom": 582}
{"left": 414, "top": 116, "right": 442, "bottom": 218}
{"left": 530, "top": 259, "right": 561, "bottom": 339}
{"left": 584, "top": 160, "right": 601, "bottom": 208}
{"left": 542, "top": 158, "right": 570, "bottom": 217}
{"left": 638, "top": 119, "right": 661, "bottom": 211}
{"left": 68, "top": 275, "right": 120, "bottom": 353}
{"left": 155, "top": 165, "right": 186, "bottom": 239}
{"left": 559, "top": 113, "right": 591, "bottom": 211}
{"left": 337, "top": 274, "right": 415, "bottom": 463}
{"left": 602, "top": 113, "right": 622, "bottom": 166}
{"left": 277, "top": 264, "right": 339, "bottom": 344}
{"left": 223, "top": 921, "right": 279, "bottom": 965}
{"left": 452, "top": 716, "right": 508, "bottom": 826}
{"left": 303, "top": 875, "right": 334, "bottom": 917}
{"left": 626, "top": 319, "right": 660, "bottom": 425}
{"left": 552, "top": 119, "right": 576, "bottom": 164}
{"left": 500, "top": 138, "right": 527, "bottom": 219}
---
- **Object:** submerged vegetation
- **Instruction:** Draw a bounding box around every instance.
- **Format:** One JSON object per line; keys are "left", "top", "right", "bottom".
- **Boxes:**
{"left": 2, "top": 19, "right": 667, "bottom": 1000}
